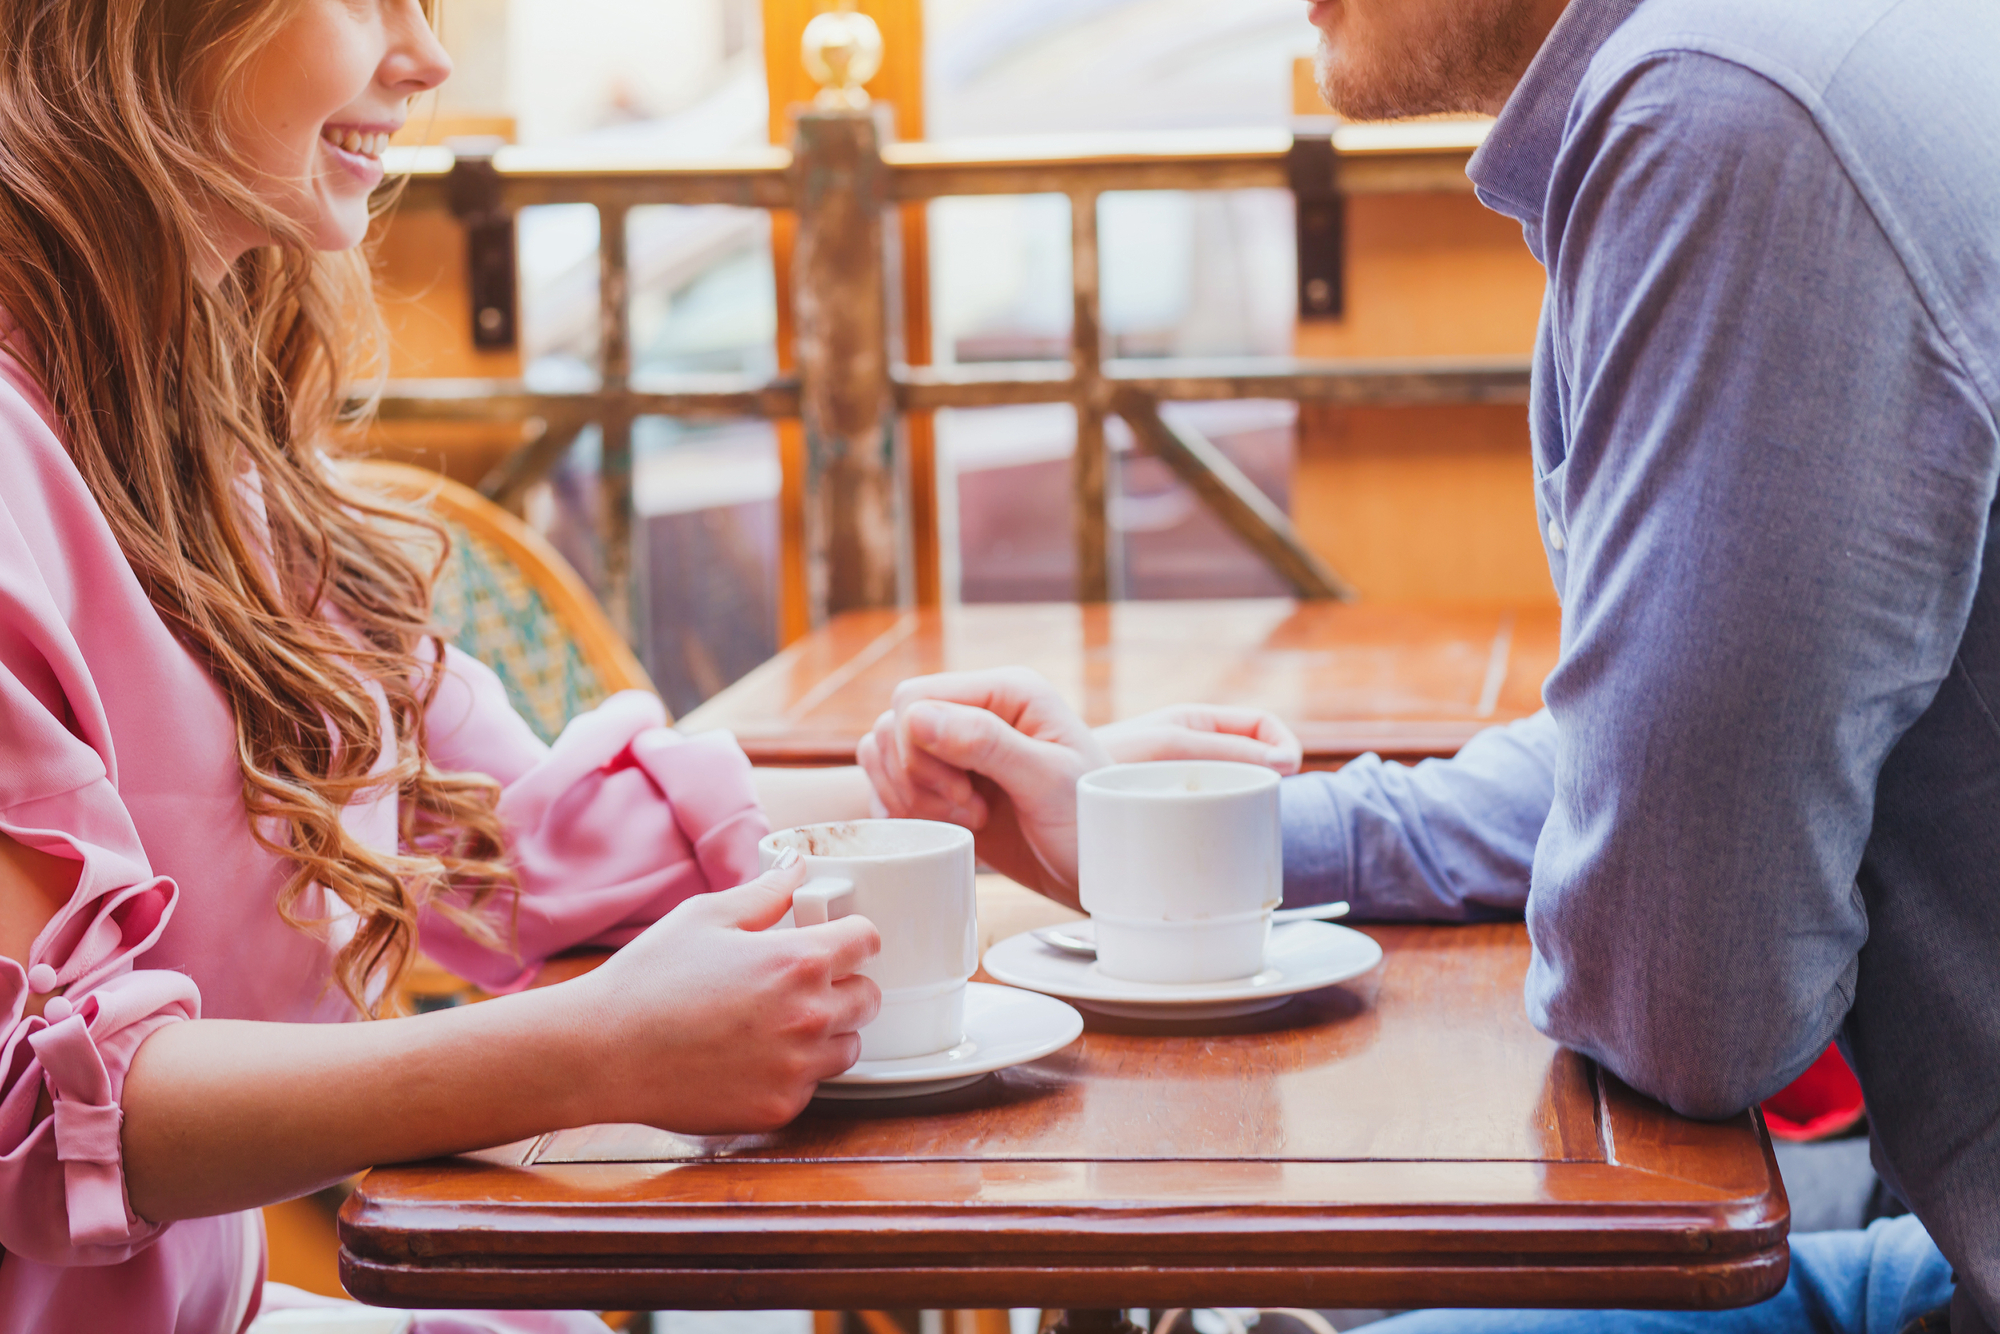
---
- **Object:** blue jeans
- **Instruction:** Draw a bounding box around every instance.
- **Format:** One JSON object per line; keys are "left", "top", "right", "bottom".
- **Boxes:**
{"left": 1364, "top": 1215, "right": 1953, "bottom": 1334}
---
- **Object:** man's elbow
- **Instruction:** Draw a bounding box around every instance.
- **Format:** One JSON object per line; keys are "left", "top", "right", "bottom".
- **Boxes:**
{"left": 1531, "top": 985, "right": 1822, "bottom": 1121}
{"left": 1618, "top": 1054, "right": 1770, "bottom": 1121}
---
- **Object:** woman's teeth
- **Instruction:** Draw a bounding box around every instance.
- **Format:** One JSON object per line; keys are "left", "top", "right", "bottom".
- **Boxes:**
{"left": 322, "top": 128, "right": 388, "bottom": 159}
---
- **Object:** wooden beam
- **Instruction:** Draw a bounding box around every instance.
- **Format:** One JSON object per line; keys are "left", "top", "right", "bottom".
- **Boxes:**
{"left": 373, "top": 377, "right": 803, "bottom": 420}
{"left": 388, "top": 146, "right": 794, "bottom": 210}
{"left": 1105, "top": 354, "right": 1532, "bottom": 404}
{"left": 1111, "top": 389, "right": 1355, "bottom": 602}
{"left": 890, "top": 356, "right": 1531, "bottom": 411}
{"left": 378, "top": 120, "right": 1492, "bottom": 216}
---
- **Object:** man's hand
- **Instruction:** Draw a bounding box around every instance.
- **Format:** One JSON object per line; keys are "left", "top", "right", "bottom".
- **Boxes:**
{"left": 857, "top": 669, "right": 1301, "bottom": 903}
{"left": 857, "top": 669, "right": 1109, "bottom": 901}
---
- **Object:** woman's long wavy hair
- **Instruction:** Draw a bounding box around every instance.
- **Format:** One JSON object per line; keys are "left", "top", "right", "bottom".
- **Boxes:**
{"left": 0, "top": 0, "right": 514, "bottom": 1015}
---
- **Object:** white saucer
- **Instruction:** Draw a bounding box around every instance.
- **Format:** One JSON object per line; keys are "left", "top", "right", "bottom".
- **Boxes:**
{"left": 983, "top": 919, "right": 1383, "bottom": 1019}
{"left": 815, "top": 982, "right": 1084, "bottom": 1100}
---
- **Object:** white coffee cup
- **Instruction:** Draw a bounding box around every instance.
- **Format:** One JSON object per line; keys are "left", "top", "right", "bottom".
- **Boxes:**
{"left": 1076, "top": 760, "right": 1283, "bottom": 984}
{"left": 759, "top": 819, "right": 978, "bottom": 1061}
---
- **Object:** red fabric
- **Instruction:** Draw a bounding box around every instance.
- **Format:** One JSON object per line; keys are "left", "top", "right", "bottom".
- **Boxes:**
{"left": 1761, "top": 1044, "right": 1866, "bottom": 1141}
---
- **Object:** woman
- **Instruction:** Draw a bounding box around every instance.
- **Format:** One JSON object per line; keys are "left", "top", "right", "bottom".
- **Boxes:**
{"left": 0, "top": 2, "right": 1301, "bottom": 1329}
{"left": 0, "top": 0, "right": 897, "bottom": 1327}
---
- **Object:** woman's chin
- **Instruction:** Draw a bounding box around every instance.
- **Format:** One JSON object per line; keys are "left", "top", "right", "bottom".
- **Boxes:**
{"left": 309, "top": 200, "right": 373, "bottom": 253}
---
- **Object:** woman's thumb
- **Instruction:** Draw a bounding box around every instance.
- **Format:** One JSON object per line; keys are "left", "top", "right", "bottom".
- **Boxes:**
{"left": 714, "top": 855, "right": 808, "bottom": 931}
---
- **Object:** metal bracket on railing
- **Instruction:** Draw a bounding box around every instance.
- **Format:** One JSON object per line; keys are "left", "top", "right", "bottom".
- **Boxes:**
{"left": 1287, "top": 134, "right": 1344, "bottom": 320}
{"left": 445, "top": 144, "right": 519, "bottom": 352}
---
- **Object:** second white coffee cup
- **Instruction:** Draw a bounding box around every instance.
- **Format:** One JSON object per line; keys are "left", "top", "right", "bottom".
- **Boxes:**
{"left": 1077, "top": 760, "right": 1283, "bottom": 984}
{"left": 759, "top": 818, "right": 977, "bottom": 1061}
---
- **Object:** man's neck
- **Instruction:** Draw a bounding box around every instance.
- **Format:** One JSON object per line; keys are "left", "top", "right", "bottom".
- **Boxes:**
{"left": 1475, "top": 0, "right": 1580, "bottom": 115}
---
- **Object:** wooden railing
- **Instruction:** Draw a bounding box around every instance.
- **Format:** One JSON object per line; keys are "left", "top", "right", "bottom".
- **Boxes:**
{"left": 376, "top": 116, "right": 1528, "bottom": 631}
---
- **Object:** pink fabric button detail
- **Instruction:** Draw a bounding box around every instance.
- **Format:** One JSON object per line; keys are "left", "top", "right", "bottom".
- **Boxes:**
{"left": 27, "top": 964, "right": 58, "bottom": 994}
{"left": 42, "top": 996, "right": 73, "bottom": 1023}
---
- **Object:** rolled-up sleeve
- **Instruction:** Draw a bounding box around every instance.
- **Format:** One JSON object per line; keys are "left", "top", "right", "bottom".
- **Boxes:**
{"left": 1522, "top": 55, "right": 1997, "bottom": 1118}
{"left": 1280, "top": 710, "right": 1557, "bottom": 921}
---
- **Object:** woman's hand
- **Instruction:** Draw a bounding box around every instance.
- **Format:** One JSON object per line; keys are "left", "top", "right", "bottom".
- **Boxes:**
{"left": 568, "top": 857, "right": 882, "bottom": 1134}
{"left": 856, "top": 669, "right": 1300, "bottom": 904}
{"left": 1096, "top": 703, "right": 1303, "bottom": 773}
{"left": 123, "top": 858, "right": 882, "bottom": 1222}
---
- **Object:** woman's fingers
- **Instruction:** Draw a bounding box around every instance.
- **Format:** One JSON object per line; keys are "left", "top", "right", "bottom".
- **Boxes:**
{"left": 702, "top": 857, "right": 808, "bottom": 932}
{"left": 1099, "top": 705, "right": 1304, "bottom": 774}
{"left": 1098, "top": 725, "right": 1286, "bottom": 767}
{"left": 805, "top": 1031, "right": 864, "bottom": 1086}
{"left": 826, "top": 972, "right": 882, "bottom": 1036}
{"left": 805, "top": 914, "right": 884, "bottom": 980}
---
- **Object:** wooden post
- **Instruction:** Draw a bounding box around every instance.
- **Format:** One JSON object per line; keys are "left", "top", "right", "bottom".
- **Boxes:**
{"left": 793, "top": 107, "right": 906, "bottom": 619}
{"left": 1070, "top": 189, "right": 1111, "bottom": 603}
{"left": 597, "top": 203, "right": 638, "bottom": 639}
{"left": 766, "top": 0, "right": 930, "bottom": 639}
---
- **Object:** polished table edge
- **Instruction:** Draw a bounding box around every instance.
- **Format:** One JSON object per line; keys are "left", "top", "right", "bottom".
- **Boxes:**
{"left": 725, "top": 724, "right": 1513, "bottom": 769}
{"left": 338, "top": 1159, "right": 1787, "bottom": 1258}
{"left": 339, "top": 1145, "right": 1790, "bottom": 1312}
{"left": 338, "top": 1250, "right": 1791, "bottom": 1313}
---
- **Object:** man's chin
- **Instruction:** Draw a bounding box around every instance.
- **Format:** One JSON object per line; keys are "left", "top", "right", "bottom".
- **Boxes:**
{"left": 1315, "top": 43, "right": 1429, "bottom": 122}
{"left": 1312, "top": 1, "right": 1537, "bottom": 121}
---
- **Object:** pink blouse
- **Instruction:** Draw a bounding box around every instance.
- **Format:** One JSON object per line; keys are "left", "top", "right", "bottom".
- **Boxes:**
{"left": 0, "top": 341, "right": 769, "bottom": 1332}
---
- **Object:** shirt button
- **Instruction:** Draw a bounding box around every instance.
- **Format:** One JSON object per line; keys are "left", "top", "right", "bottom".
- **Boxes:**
{"left": 1547, "top": 521, "right": 1566, "bottom": 552}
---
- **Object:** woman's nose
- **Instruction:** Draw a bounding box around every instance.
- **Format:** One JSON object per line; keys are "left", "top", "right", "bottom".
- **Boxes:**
{"left": 384, "top": 0, "right": 453, "bottom": 95}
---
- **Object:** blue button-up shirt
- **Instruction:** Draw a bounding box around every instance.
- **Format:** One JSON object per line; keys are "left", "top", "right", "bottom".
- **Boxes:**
{"left": 1279, "top": 0, "right": 2000, "bottom": 1316}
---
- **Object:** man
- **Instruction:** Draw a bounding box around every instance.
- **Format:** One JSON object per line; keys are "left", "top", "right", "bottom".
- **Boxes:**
{"left": 859, "top": 0, "right": 2000, "bottom": 1330}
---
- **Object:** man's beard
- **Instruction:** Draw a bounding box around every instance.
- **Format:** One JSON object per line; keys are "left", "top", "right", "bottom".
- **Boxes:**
{"left": 1313, "top": 0, "right": 1537, "bottom": 121}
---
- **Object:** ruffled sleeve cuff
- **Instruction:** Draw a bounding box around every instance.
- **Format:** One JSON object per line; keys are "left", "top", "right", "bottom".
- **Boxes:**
{"left": 417, "top": 688, "right": 769, "bottom": 993}
{"left": 0, "top": 807, "right": 200, "bottom": 1264}
{"left": 19, "top": 970, "right": 199, "bottom": 1259}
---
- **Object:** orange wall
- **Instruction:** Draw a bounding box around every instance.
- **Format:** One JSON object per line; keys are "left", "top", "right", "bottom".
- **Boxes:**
{"left": 366, "top": 203, "right": 535, "bottom": 488}
{"left": 1293, "top": 191, "right": 1554, "bottom": 607}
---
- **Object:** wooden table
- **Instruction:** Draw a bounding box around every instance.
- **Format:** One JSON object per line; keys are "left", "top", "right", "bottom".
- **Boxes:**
{"left": 341, "top": 902, "right": 1787, "bottom": 1313}
{"left": 678, "top": 601, "right": 1560, "bottom": 769}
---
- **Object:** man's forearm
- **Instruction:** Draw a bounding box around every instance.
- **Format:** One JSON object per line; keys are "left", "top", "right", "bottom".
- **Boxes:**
{"left": 120, "top": 981, "right": 598, "bottom": 1222}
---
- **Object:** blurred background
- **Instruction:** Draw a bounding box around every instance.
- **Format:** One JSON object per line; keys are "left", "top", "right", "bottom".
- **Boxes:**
{"left": 370, "top": 0, "right": 1545, "bottom": 718}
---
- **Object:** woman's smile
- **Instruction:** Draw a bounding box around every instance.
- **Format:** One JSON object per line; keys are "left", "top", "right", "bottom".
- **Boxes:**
{"left": 318, "top": 121, "right": 395, "bottom": 187}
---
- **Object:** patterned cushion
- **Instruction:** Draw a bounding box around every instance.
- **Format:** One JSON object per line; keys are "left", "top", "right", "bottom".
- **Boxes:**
{"left": 430, "top": 518, "right": 612, "bottom": 744}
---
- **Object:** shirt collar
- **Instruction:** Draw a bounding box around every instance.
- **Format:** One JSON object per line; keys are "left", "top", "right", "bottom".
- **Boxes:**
{"left": 1466, "top": 0, "right": 1649, "bottom": 230}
